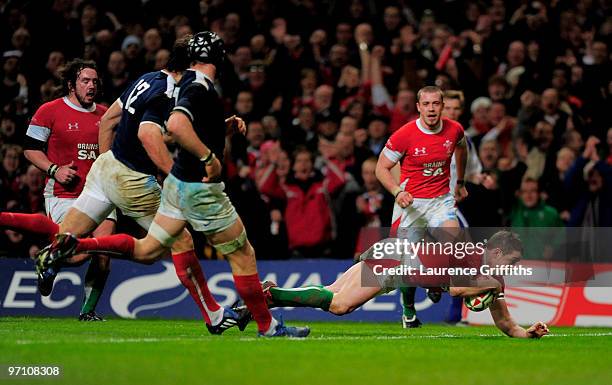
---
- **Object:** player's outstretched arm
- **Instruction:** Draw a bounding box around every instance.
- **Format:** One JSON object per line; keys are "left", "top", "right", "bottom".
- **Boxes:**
{"left": 489, "top": 298, "right": 549, "bottom": 338}
{"left": 99, "top": 99, "right": 123, "bottom": 153}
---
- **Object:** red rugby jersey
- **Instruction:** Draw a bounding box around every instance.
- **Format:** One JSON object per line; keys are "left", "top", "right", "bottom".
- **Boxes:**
{"left": 382, "top": 117, "right": 464, "bottom": 199}
{"left": 26, "top": 97, "right": 107, "bottom": 198}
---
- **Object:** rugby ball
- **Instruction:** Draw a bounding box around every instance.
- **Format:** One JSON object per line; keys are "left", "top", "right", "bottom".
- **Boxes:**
{"left": 464, "top": 290, "right": 496, "bottom": 312}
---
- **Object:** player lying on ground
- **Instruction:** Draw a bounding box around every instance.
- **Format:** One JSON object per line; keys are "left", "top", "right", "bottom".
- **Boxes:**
{"left": 237, "top": 230, "right": 549, "bottom": 338}
{"left": 37, "top": 32, "right": 309, "bottom": 338}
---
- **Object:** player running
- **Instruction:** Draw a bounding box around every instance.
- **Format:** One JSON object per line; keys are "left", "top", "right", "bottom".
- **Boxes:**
{"left": 375, "top": 86, "right": 468, "bottom": 328}
{"left": 35, "top": 38, "right": 250, "bottom": 334}
{"left": 38, "top": 31, "right": 309, "bottom": 338}
{"left": 239, "top": 230, "right": 550, "bottom": 339}
{"left": 16, "top": 59, "right": 113, "bottom": 321}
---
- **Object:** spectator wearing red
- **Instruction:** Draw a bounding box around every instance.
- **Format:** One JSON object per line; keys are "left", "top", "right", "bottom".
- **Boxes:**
{"left": 259, "top": 146, "right": 345, "bottom": 258}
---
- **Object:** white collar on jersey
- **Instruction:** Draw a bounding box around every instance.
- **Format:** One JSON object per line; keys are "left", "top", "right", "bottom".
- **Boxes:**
{"left": 416, "top": 117, "right": 443, "bottom": 134}
{"left": 187, "top": 68, "right": 214, "bottom": 87}
{"left": 63, "top": 96, "right": 96, "bottom": 113}
{"left": 160, "top": 70, "right": 176, "bottom": 98}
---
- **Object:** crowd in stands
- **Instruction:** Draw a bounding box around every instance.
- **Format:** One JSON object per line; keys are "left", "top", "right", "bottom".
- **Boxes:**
{"left": 1, "top": 0, "right": 610, "bottom": 259}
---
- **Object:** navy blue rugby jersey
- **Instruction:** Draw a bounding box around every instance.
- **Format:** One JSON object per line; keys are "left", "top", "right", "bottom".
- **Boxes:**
{"left": 170, "top": 69, "right": 226, "bottom": 183}
{"left": 112, "top": 70, "right": 175, "bottom": 175}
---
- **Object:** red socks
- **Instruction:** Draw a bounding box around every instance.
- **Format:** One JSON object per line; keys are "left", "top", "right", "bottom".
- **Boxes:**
{"left": 233, "top": 273, "right": 272, "bottom": 333}
{"left": 172, "top": 250, "right": 221, "bottom": 324}
{"left": 75, "top": 234, "right": 135, "bottom": 256}
{"left": 0, "top": 212, "right": 59, "bottom": 240}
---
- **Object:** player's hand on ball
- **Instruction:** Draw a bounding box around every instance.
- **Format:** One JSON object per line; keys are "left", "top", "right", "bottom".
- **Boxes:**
{"left": 55, "top": 161, "right": 77, "bottom": 184}
{"left": 202, "top": 156, "right": 222, "bottom": 182}
{"left": 526, "top": 321, "right": 549, "bottom": 338}
{"left": 395, "top": 191, "right": 413, "bottom": 208}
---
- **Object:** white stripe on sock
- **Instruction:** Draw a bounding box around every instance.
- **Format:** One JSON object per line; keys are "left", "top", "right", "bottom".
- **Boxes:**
{"left": 264, "top": 317, "right": 279, "bottom": 336}
{"left": 187, "top": 267, "right": 223, "bottom": 326}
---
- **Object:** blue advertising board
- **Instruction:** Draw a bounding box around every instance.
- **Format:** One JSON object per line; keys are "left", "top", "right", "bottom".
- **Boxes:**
{"left": 0, "top": 258, "right": 451, "bottom": 322}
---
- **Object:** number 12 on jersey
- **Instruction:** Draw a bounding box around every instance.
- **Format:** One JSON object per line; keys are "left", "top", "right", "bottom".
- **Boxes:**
{"left": 124, "top": 79, "right": 151, "bottom": 114}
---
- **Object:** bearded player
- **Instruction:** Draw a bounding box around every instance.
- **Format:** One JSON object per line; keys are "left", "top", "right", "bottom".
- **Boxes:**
{"left": 240, "top": 230, "right": 550, "bottom": 339}
{"left": 0, "top": 59, "right": 115, "bottom": 321}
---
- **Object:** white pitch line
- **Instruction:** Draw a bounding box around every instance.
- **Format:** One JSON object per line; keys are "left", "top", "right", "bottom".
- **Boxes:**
{"left": 9, "top": 332, "right": 612, "bottom": 345}
{"left": 542, "top": 332, "right": 612, "bottom": 337}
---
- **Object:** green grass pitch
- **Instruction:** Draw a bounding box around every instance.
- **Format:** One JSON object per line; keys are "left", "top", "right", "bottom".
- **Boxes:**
{"left": 1, "top": 317, "right": 611, "bottom": 385}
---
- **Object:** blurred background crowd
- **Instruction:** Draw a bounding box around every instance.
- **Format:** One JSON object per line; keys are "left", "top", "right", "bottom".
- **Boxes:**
{"left": 0, "top": 0, "right": 610, "bottom": 259}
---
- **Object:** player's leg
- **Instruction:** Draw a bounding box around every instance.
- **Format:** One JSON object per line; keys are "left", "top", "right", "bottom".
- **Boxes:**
{"left": 140, "top": 210, "right": 250, "bottom": 334}
{"left": 327, "top": 262, "right": 383, "bottom": 315}
{"left": 400, "top": 286, "right": 420, "bottom": 327}
{"left": 79, "top": 218, "right": 115, "bottom": 321}
{"left": 136, "top": 174, "right": 245, "bottom": 331}
{"left": 207, "top": 217, "right": 308, "bottom": 337}
{"left": 36, "top": 196, "right": 114, "bottom": 297}
{"left": 397, "top": 214, "right": 427, "bottom": 328}
{"left": 234, "top": 262, "right": 348, "bottom": 312}
{"left": 61, "top": 151, "right": 121, "bottom": 237}
{"left": 0, "top": 212, "right": 58, "bottom": 240}
{"left": 58, "top": 205, "right": 101, "bottom": 236}
{"left": 52, "top": 159, "right": 177, "bottom": 264}
{"left": 206, "top": 219, "right": 272, "bottom": 333}
{"left": 389, "top": 202, "right": 420, "bottom": 327}
{"left": 39, "top": 213, "right": 174, "bottom": 267}
{"left": 263, "top": 261, "right": 381, "bottom": 315}
{"left": 445, "top": 209, "right": 468, "bottom": 324}
{"left": 53, "top": 182, "right": 118, "bottom": 265}
{"left": 409, "top": 195, "right": 462, "bottom": 316}
{"left": 168, "top": 228, "right": 227, "bottom": 329}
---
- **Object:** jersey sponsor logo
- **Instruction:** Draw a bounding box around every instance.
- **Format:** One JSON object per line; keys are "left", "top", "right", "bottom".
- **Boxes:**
{"left": 422, "top": 160, "right": 446, "bottom": 177}
{"left": 77, "top": 143, "right": 99, "bottom": 160}
{"left": 414, "top": 147, "right": 427, "bottom": 156}
{"left": 423, "top": 167, "right": 444, "bottom": 177}
{"left": 77, "top": 150, "right": 97, "bottom": 160}
{"left": 67, "top": 122, "right": 79, "bottom": 131}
